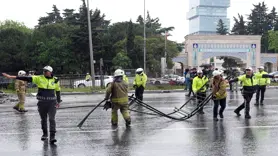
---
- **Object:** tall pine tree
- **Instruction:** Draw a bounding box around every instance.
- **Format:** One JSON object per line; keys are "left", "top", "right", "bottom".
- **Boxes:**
{"left": 216, "top": 19, "right": 228, "bottom": 35}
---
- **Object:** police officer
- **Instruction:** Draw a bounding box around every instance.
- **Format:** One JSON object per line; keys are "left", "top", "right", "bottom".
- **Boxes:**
{"left": 133, "top": 68, "right": 148, "bottom": 101}
{"left": 13, "top": 70, "right": 28, "bottom": 112}
{"left": 230, "top": 67, "right": 256, "bottom": 119}
{"left": 2, "top": 66, "right": 61, "bottom": 144}
{"left": 254, "top": 66, "right": 270, "bottom": 105}
{"left": 192, "top": 70, "right": 208, "bottom": 114}
{"left": 105, "top": 69, "right": 131, "bottom": 127}
{"left": 85, "top": 73, "right": 91, "bottom": 81}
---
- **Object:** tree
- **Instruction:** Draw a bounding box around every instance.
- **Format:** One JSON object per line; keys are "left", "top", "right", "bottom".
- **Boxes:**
{"left": 268, "top": 30, "right": 278, "bottom": 52}
{"left": 219, "top": 57, "right": 239, "bottom": 68}
{"left": 38, "top": 5, "right": 63, "bottom": 26}
{"left": 126, "top": 20, "right": 136, "bottom": 67}
{"left": 216, "top": 19, "right": 228, "bottom": 35}
{"left": 231, "top": 14, "right": 248, "bottom": 35}
{"left": 112, "top": 52, "right": 131, "bottom": 69}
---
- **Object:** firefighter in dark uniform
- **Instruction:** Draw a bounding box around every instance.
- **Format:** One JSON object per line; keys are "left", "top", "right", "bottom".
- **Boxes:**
{"left": 2, "top": 66, "right": 61, "bottom": 144}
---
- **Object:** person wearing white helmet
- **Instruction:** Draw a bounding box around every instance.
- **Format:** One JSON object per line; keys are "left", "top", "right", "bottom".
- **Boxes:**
{"left": 229, "top": 67, "right": 256, "bottom": 119}
{"left": 254, "top": 66, "right": 270, "bottom": 105}
{"left": 13, "top": 70, "right": 28, "bottom": 112}
{"left": 85, "top": 73, "right": 91, "bottom": 81}
{"left": 133, "top": 68, "right": 148, "bottom": 101}
{"left": 192, "top": 70, "right": 209, "bottom": 114}
{"left": 105, "top": 69, "right": 131, "bottom": 127}
{"left": 2, "top": 65, "right": 61, "bottom": 144}
{"left": 211, "top": 70, "right": 227, "bottom": 121}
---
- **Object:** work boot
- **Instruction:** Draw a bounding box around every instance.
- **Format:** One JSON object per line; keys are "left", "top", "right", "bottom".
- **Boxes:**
{"left": 245, "top": 114, "right": 251, "bottom": 119}
{"left": 18, "top": 109, "right": 28, "bottom": 113}
{"left": 13, "top": 106, "right": 19, "bottom": 111}
{"left": 219, "top": 113, "right": 224, "bottom": 119}
{"left": 254, "top": 101, "right": 259, "bottom": 106}
{"left": 41, "top": 132, "right": 48, "bottom": 141}
{"left": 234, "top": 110, "right": 241, "bottom": 116}
{"left": 50, "top": 133, "right": 57, "bottom": 144}
{"left": 126, "top": 120, "right": 131, "bottom": 127}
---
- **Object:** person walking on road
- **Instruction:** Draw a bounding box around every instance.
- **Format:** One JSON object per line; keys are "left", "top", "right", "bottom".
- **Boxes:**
{"left": 105, "top": 69, "right": 131, "bottom": 127}
{"left": 2, "top": 66, "right": 61, "bottom": 144}
{"left": 192, "top": 70, "right": 208, "bottom": 114}
{"left": 133, "top": 68, "right": 148, "bottom": 101}
{"left": 254, "top": 66, "right": 270, "bottom": 105}
{"left": 211, "top": 70, "right": 227, "bottom": 121}
{"left": 13, "top": 70, "right": 28, "bottom": 113}
{"left": 230, "top": 67, "right": 257, "bottom": 119}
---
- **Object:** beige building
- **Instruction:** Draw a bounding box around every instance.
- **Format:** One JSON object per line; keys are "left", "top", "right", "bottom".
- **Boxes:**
{"left": 172, "top": 35, "right": 278, "bottom": 73}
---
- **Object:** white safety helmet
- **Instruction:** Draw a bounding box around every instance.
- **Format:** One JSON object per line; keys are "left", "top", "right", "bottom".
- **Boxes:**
{"left": 197, "top": 70, "right": 203, "bottom": 74}
{"left": 136, "top": 68, "right": 144, "bottom": 73}
{"left": 114, "top": 69, "right": 124, "bottom": 77}
{"left": 43, "top": 66, "right": 53, "bottom": 72}
{"left": 258, "top": 66, "right": 264, "bottom": 69}
{"left": 212, "top": 70, "right": 221, "bottom": 77}
{"left": 246, "top": 67, "right": 253, "bottom": 71}
{"left": 18, "top": 70, "right": 26, "bottom": 76}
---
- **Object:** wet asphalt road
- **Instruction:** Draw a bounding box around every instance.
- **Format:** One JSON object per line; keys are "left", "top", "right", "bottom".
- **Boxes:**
{"left": 1, "top": 90, "right": 278, "bottom": 156}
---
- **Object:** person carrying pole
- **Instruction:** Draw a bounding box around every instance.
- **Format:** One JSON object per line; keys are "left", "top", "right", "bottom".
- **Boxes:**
{"left": 192, "top": 70, "right": 209, "bottom": 114}
{"left": 105, "top": 69, "right": 131, "bottom": 127}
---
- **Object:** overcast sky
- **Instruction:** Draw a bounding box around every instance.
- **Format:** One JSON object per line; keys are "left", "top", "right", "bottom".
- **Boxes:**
{"left": 0, "top": 0, "right": 277, "bottom": 42}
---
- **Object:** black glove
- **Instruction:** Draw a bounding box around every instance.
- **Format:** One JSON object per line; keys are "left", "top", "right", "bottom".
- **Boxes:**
{"left": 103, "top": 101, "right": 112, "bottom": 111}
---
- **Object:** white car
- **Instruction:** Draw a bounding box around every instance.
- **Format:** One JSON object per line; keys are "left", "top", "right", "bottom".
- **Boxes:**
{"left": 269, "top": 71, "right": 278, "bottom": 82}
{"left": 74, "top": 75, "right": 113, "bottom": 88}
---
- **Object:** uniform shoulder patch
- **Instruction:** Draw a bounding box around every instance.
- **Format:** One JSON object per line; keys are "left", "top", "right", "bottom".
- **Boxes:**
{"left": 54, "top": 77, "right": 59, "bottom": 83}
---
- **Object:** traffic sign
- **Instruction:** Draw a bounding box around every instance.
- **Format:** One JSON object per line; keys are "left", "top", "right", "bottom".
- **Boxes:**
{"left": 193, "top": 43, "right": 198, "bottom": 48}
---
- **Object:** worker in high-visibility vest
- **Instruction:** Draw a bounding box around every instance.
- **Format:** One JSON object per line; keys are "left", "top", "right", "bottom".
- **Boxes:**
{"left": 192, "top": 70, "right": 209, "bottom": 114}
{"left": 133, "top": 68, "right": 148, "bottom": 101}
{"left": 254, "top": 66, "right": 270, "bottom": 105}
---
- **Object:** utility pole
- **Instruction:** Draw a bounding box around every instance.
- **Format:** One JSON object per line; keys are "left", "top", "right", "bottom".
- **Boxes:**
{"left": 100, "top": 58, "right": 104, "bottom": 88}
{"left": 165, "top": 30, "right": 167, "bottom": 74}
{"left": 87, "top": 0, "right": 95, "bottom": 87}
{"left": 143, "top": 0, "right": 146, "bottom": 72}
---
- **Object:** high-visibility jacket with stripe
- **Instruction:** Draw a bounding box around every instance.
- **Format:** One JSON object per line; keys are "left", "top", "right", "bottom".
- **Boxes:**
{"left": 255, "top": 71, "right": 270, "bottom": 86}
{"left": 105, "top": 79, "right": 128, "bottom": 104}
{"left": 133, "top": 73, "right": 148, "bottom": 88}
{"left": 16, "top": 75, "right": 61, "bottom": 102}
{"left": 192, "top": 76, "right": 209, "bottom": 93}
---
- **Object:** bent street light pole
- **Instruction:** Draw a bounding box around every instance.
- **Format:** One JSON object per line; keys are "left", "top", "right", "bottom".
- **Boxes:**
{"left": 87, "top": 0, "right": 95, "bottom": 87}
{"left": 143, "top": 0, "right": 146, "bottom": 72}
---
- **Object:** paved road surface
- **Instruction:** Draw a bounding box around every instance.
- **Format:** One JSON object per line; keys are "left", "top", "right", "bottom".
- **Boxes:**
{"left": 1, "top": 91, "right": 278, "bottom": 156}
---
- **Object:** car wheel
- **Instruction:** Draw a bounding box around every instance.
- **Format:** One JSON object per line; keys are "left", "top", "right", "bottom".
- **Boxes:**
{"left": 78, "top": 84, "right": 86, "bottom": 88}
{"left": 154, "top": 81, "right": 161, "bottom": 85}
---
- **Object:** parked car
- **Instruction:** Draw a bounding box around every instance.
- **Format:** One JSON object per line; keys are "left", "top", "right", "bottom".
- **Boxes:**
{"left": 150, "top": 78, "right": 170, "bottom": 85}
{"left": 269, "top": 71, "right": 278, "bottom": 82}
{"left": 74, "top": 75, "right": 113, "bottom": 88}
{"left": 0, "top": 76, "right": 12, "bottom": 89}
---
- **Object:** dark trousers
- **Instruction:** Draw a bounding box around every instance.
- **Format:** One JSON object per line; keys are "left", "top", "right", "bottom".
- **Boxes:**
{"left": 187, "top": 82, "right": 194, "bottom": 96}
{"left": 135, "top": 86, "right": 145, "bottom": 101}
{"left": 213, "top": 98, "right": 226, "bottom": 118}
{"left": 235, "top": 92, "right": 253, "bottom": 115}
{"left": 197, "top": 92, "right": 206, "bottom": 112}
{"left": 38, "top": 101, "right": 57, "bottom": 135}
{"left": 256, "top": 85, "right": 266, "bottom": 102}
